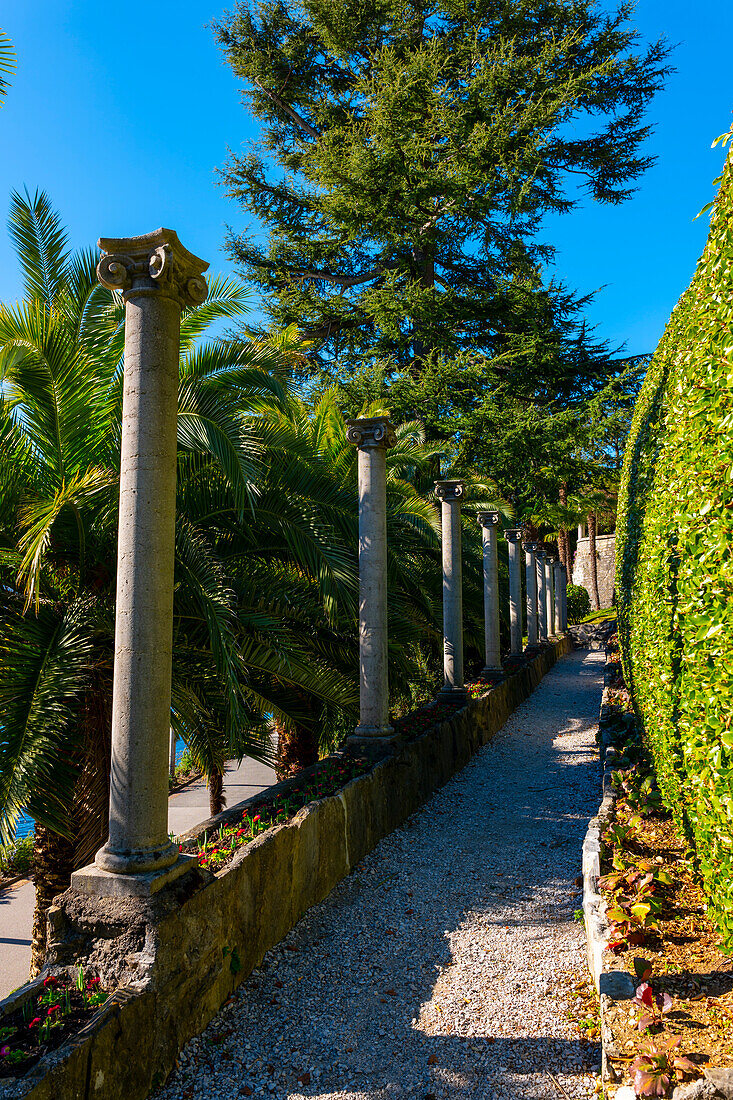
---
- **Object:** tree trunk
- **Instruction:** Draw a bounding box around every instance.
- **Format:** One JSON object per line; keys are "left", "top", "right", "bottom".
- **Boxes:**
{"left": 587, "top": 510, "right": 601, "bottom": 610}
{"left": 30, "top": 825, "right": 75, "bottom": 977}
{"left": 558, "top": 482, "right": 572, "bottom": 577}
{"left": 30, "top": 674, "right": 113, "bottom": 974}
{"left": 208, "top": 767, "right": 226, "bottom": 818}
{"left": 274, "top": 721, "right": 319, "bottom": 781}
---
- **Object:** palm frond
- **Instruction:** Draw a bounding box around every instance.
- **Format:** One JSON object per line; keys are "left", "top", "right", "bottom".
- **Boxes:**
{"left": 0, "top": 28, "right": 15, "bottom": 106}
{"left": 0, "top": 601, "right": 95, "bottom": 843}
{"left": 8, "top": 189, "right": 70, "bottom": 307}
{"left": 179, "top": 274, "right": 252, "bottom": 351}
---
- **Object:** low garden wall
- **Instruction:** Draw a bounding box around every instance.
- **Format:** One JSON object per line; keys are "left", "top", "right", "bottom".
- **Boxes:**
{"left": 3, "top": 636, "right": 572, "bottom": 1100}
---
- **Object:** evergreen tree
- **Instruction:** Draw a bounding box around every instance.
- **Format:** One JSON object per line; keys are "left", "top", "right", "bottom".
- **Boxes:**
{"left": 214, "top": 0, "right": 669, "bottom": 377}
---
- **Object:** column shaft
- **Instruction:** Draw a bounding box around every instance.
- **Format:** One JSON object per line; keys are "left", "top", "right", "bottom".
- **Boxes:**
{"left": 553, "top": 561, "right": 563, "bottom": 635}
{"left": 505, "top": 530, "right": 523, "bottom": 656}
{"left": 525, "top": 544, "right": 538, "bottom": 646}
{"left": 478, "top": 512, "right": 501, "bottom": 672}
{"left": 436, "top": 482, "right": 466, "bottom": 700}
{"left": 537, "top": 553, "right": 548, "bottom": 642}
{"left": 104, "top": 291, "right": 180, "bottom": 870}
{"left": 346, "top": 417, "right": 396, "bottom": 741}
{"left": 356, "top": 442, "right": 389, "bottom": 733}
{"left": 545, "top": 559, "right": 555, "bottom": 637}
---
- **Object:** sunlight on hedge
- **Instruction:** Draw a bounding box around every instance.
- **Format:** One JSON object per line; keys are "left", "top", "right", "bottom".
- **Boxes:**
{"left": 616, "top": 142, "right": 733, "bottom": 946}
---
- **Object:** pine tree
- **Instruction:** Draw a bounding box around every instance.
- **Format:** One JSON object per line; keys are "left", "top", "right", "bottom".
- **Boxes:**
{"left": 215, "top": 0, "right": 669, "bottom": 377}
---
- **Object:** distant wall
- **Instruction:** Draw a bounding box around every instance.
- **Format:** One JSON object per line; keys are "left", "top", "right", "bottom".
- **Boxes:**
{"left": 572, "top": 534, "right": 616, "bottom": 608}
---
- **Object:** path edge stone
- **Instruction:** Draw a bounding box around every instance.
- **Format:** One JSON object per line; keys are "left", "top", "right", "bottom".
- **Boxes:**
{"left": 581, "top": 641, "right": 631, "bottom": 1095}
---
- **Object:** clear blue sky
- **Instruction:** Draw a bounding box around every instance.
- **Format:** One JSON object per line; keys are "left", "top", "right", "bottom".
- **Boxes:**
{"left": 0, "top": 0, "right": 731, "bottom": 357}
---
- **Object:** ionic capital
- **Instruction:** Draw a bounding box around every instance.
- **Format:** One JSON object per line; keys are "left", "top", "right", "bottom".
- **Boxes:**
{"left": 346, "top": 416, "right": 397, "bottom": 449}
{"left": 503, "top": 528, "right": 523, "bottom": 542}
{"left": 477, "top": 510, "right": 502, "bottom": 528}
{"left": 434, "top": 480, "right": 464, "bottom": 503}
{"left": 97, "top": 228, "right": 209, "bottom": 308}
{"left": 524, "top": 541, "right": 538, "bottom": 552}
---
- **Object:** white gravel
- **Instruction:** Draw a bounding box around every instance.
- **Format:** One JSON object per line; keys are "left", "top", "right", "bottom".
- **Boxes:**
{"left": 157, "top": 648, "right": 605, "bottom": 1100}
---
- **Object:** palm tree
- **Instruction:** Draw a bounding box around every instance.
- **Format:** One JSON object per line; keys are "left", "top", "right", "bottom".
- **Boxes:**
{"left": 243, "top": 391, "right": 447, "bottom": 774}
{"left": 0, "top": 191, "right": 356, "bottom": 968}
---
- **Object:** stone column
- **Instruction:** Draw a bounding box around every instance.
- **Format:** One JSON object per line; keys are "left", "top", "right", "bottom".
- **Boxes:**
{"left": 435, "top": 481, "right": 467, "bottom": 701}
{"left": 477, "top": 511, "right": 502, "bottom": 673}
{"left": 524, "top": 542, "right": 538, "bottom": 647}
{"left": 559, "top": 564, "right": 568, "bottom": 631}
{"left": 74, "top": 230, "right": 207, "bottom": 893}
{"left": 504, "top": 528, "right": 523, "bottom": 657}
{"left": 536, "top": 549, "right": 548, "bottom": 642}
{"left": 553, "top": 559, "right": 563, "bottom": 635}
{"left": 545, "top": 555, "right": 556, "bottom": 637}
{"left": 346, "top": 416, "right": 397, "bottom": 741}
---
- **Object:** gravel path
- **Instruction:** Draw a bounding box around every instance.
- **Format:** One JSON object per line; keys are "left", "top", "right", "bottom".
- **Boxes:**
{"left": 157, "top": 648, "right": 605, "bottom": 1100}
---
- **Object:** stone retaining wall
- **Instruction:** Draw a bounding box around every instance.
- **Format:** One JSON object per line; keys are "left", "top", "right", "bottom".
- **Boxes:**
{"left": 572, "top": 534, "right": 616, "bottom": 608}
{"left": 3, "top": 636, "right": 572, "bottom": 1100}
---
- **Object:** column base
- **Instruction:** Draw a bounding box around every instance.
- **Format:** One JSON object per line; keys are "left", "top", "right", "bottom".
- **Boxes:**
{"left": 437, "top": 686, "right": 468, "bottom": 704}
{"left": 346, "top": 724, "right": 400, "bottom": 756}
{"left": 479, "top": 666, "right": 503, "bottom": 677}
{"left": 70, "top": 855, "right": 195, "bottom": 898}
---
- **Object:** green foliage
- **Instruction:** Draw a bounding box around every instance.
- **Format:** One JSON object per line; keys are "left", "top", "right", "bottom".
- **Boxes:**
{"left": 0, "top": 28, "right": 14, "bottom": 107}
{"left": 615, "top": 145, "right": 733, "bottom": 946}
{"left": 566, "top": 584, "right": 591, "bottom": 624}
{"left": 215, "top": 0, "right": 669, "bottom": 377}
{"left": 0, "top": 833, "right": 33, "bottom": 878}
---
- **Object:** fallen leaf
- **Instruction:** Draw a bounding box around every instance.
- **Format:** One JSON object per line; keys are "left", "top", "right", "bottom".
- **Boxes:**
{"left": 274, "top": 980, "right": 284, "bottom": 989}
{"left": 241, "top": 1087, "right": 253, "bottom": 1097}
{"left": 298, "top": 1072, "right": 311, "bottom": 1085}
{"left": 428, "top": 1054, "right": 438, "bottom": 1065}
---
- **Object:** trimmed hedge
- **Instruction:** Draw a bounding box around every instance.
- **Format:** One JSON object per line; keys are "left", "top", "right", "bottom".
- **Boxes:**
{"left": 567, "top": 583, "right": 591, "bottom": 624}
{"left": 616, "top": 148, "right": 733, "bottom": 945}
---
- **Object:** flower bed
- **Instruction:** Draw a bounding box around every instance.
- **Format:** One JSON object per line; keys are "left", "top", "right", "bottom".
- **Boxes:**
{"left": 189, "top": 755, "right": 374, "bottom": 871}
{"left": 597, "top": 639, "right": 733, "bottom": 1098}
{"left": 188, "top": 689, "right": 491, "bottom": 873}
{"left": 0, "top": 969, "right": 107, "bottom": 1080}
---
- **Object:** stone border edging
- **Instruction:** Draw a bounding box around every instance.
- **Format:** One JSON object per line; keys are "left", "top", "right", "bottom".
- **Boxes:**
{"left": 3, "top": 637, "right": 572, "bottom": 1100}
{"left": 581, "top": 649, "right": 638, "bottom": 1095}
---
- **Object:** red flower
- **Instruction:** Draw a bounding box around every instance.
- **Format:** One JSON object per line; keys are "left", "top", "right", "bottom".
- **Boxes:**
{"left": 29, "top": 1017, "right": 41, "bottom": 1028}
{"left": 179, "top": 844, "right": 183, "bottom": 852}
{"left": 47, "top": 1005, "right": 60, "bottom": 1015}
{"left": 43, "top": 976, "right": 59, "bottom": 988}
{"left": 0, "top": 1046, "right": 10, "bottom": 1056}
{"left": 253, "top": 815, "right": 261, "bottom": 824}
{"left": 87, "top": 977, "right": 101, "bottom": 988}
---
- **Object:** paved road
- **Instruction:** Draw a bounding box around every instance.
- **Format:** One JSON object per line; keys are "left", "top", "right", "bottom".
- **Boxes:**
{"left": 0, "top": 755, "right": 277, "bottom": 1000}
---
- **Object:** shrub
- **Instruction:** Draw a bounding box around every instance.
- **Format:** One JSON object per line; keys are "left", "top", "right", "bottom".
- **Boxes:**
{"left": 615, "top": 141, "right": 733, "bottom": 945}
{"left": 176, "top": 747, "right": 195, "bottom": 778}
{"left": 567, "top": 584, "right": 591, "bottom": 624}
{"left": 0, "top": 833, "right": 34, "bottom": 878}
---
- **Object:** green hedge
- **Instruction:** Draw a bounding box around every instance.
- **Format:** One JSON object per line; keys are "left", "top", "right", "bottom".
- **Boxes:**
{"left": 616, "top": 149, "right": 733, "bottom": 945}
{"left": 566, "top": 583, "right": 591, "bottom": 624}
